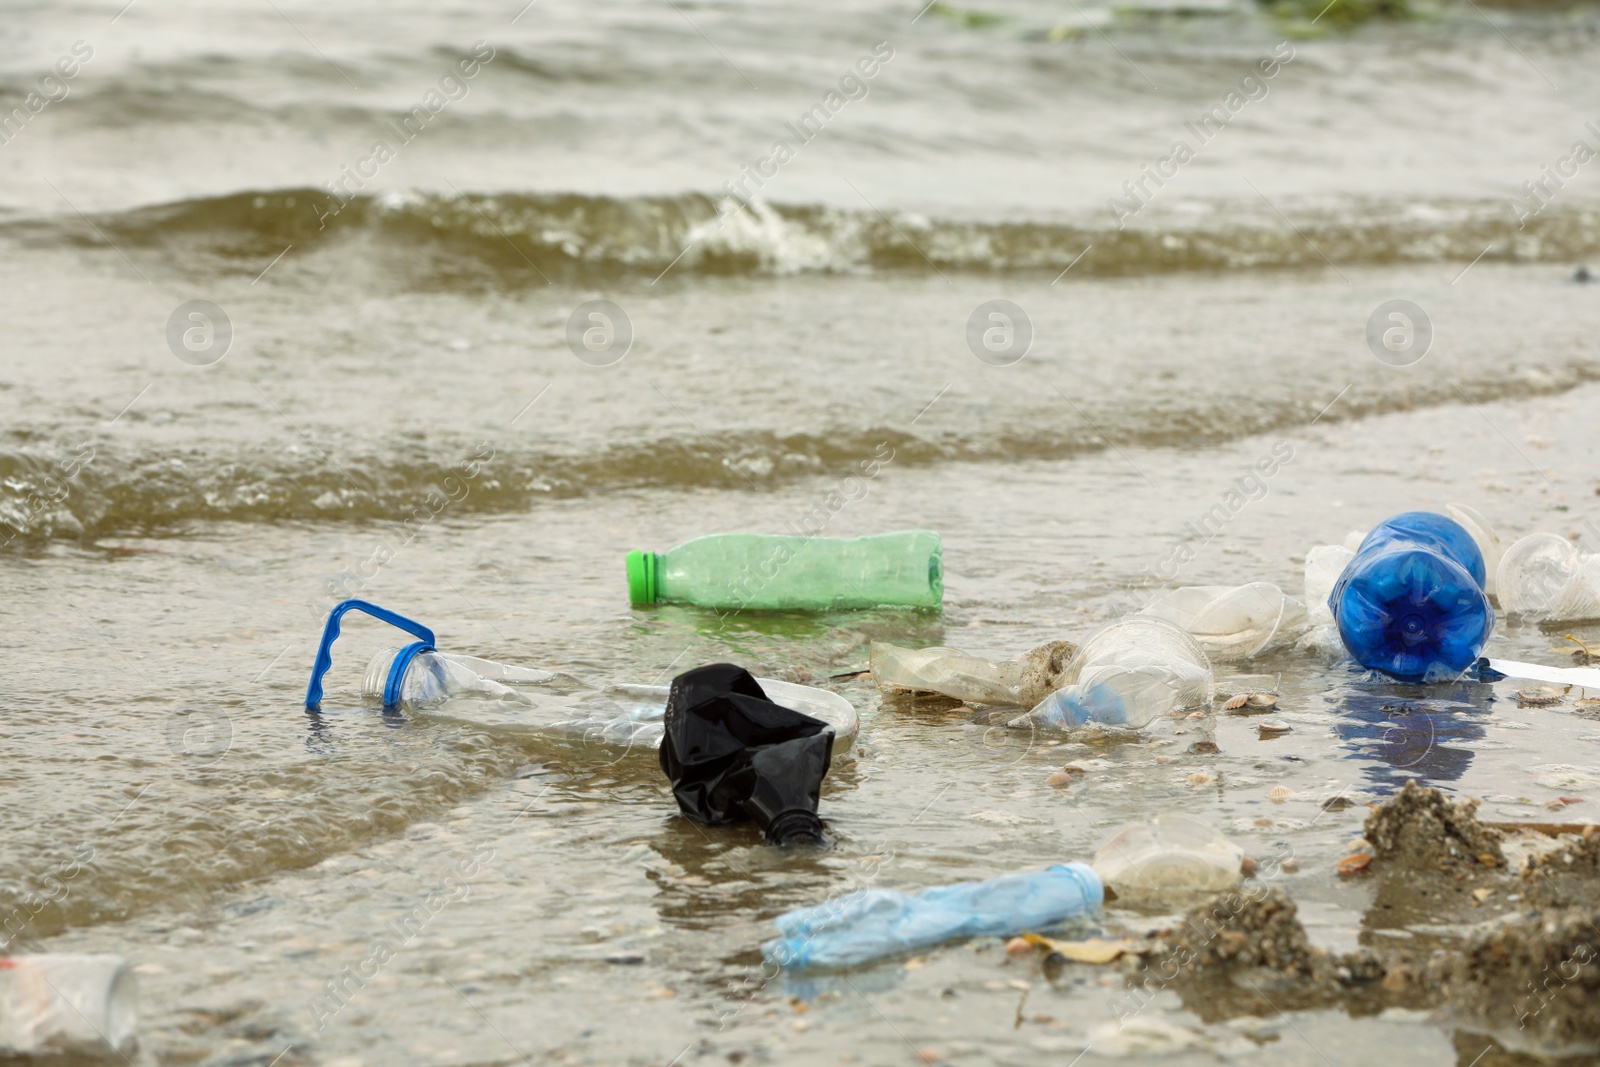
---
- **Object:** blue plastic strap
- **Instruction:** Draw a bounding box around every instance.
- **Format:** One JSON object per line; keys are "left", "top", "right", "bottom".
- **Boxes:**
{"left": 305, "top": 599, "right": 436, "bottom": 710}
{"left": 383, "top": 641, "right": 433, "bottom": 709}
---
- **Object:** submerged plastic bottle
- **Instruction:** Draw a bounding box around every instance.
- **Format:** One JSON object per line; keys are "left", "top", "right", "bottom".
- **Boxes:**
{"left": 1140, "top": 583, "right": 1308, "bottom": 662}
{"left": 1496, "top": 533, "right": 1600, "bottom": 622}
{"left": 626, "top": 531, "right": 942, "bottom": 610}
{"left": 361, "top": 646, "right": 550, "bottom": 710}
{"left": 761, "top": 862, "right": 1102, "bottom": 970}
{"left": 869, "top": 639, "right": 1077, "bottom": 707}
{"left": 0, "top": 955, "right": 137, "bottom": 1056}
{"left": 1014, "top": 617, "right": 1213, "bottom": 731}
{"left": 305, "top": 600, "right": 859, "bottom": 752}
{"left": 1329, "top": 511, "right": 1494, "bottom": 682}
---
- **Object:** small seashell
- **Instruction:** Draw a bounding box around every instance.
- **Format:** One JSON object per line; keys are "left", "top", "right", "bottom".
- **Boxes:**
{"left": 1189, "top": 740, "right": 1220, "bottom": 755}
{"left": 1005, "top": 936, "right": 1033, "bottom": 956}
{"left": 1268, "top": 785, "right": 1295, "bottom": 801}
{"left": 1478, "top": 853, "right": 1500, "bottom": 868}
{"left": 1258, "top": 718, "right": 1291, "bottom": 738}
{"left": 1518, "top": 686, "right": 1564, "bottom": 706}
{"left": 1187, "top": 771, "right": 1214, "bottom": 786}
{"left": 1337, "top": 853, "right": 1372, "bottom": 876}
{"left": 1045, "top": 770, "right": 1073, "bottom": 788}
{"left": 1240, "top": 856, "right": 1258, "bottom": 876}
{"left": 1153, "top": 755, "right": 1177, "bottom": 765}
{"left": 1223, "top": 694, "right": 1248, "bottom": 710}
{"left": 1253, "top": 817, "right": 1273, "bottom": 828}
{"left": 1186, "top": 709, "right": 1207, "bottom": 720}
{"left": 1346, "top": 837, "right": 1370, "bottom": 853}
{"left": 1246, "top": 693, "right": 1278, "bottom": 709}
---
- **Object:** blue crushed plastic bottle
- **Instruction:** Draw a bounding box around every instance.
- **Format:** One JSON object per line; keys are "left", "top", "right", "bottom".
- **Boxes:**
{"left": 1329, "top": 511, "right": 1494, "bottom": 682}
{"left": 761, "top": 862, "right": 1102, "bottom": 971}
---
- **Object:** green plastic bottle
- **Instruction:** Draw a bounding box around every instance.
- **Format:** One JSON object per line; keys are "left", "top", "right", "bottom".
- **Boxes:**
{"left": 626, "top": 531, "right": 942, "bottom": 611}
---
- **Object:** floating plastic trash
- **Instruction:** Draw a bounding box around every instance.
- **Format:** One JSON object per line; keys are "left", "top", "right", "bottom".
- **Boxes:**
{"left": 869, "top": 639, "right": 1077, "bottom": 706}
{"left": 1013, "top": 617, "right": 1214, "bottom": 731}
{"left": 0, "top": 955, "right": 137, "bottom": 1056}
{"left": 1496, "top": 533, "right": 1600, "bottom": 622}
{"left": 659, "top": 663, "right": 835, "bottom": 847}
{"left": 1329, "top": 512, "right": 1494, "bottom": 682}
{"left": 761, "top": 862, "right": 1103, "bottom": 970}
{"left": 1091, "top": 814, "right": 1245, "bottom": 899}
{"left": 1141, "top": 583, "right": 1308, "bottom": 662}
{"left": 626, "top": 530, "right": 942, "bottom": 610}
{"left": 304, "top": 600, "right": 857, "bottom": 752}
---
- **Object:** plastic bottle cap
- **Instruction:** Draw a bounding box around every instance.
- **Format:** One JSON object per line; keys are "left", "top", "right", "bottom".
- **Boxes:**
{"left": 626, "top": 550, "right": 659, "bottom": 605}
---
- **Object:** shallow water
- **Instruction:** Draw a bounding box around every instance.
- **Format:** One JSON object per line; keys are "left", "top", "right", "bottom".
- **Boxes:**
{"left": 3, "top": 0, "right": 1600, "bottom": 1064}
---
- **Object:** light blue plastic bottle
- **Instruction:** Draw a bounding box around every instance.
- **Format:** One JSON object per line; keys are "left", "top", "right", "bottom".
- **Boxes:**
{"left": 761, "top": 862, "right": 1103, "bottom": 971}
{"left": 1329, "top": 511, "right": 1494, "bottom": 682}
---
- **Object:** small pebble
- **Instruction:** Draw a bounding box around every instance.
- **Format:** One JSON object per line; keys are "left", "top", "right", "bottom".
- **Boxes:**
{"left": 1258, "top": 718, "right": 1291, "bottom": 738}
{"left": 1337, "top": 853, "right": 1372, "bottom": 876}
{"left": 1045, "top": 771, "right": 1073, "bottom": 788}
{"left": 1189, "top": 740, "right": 1220, "bottom": 755}
{"left": 1281, "top": 857, "right": 1300, "bottom": 873}
{"left": 918, "top": 1050, "right": 941, "bottom": 1065}
{"left": 1005, "top": 937, "right": 1032, "bottom": 956}
{"left": 1187, "top": 771, "right": 1214, "bottom": 786}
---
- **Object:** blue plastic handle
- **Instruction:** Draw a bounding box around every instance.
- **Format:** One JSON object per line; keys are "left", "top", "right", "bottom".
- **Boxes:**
{"left": 305, "top": 599, "right": 436, "bottom": 710}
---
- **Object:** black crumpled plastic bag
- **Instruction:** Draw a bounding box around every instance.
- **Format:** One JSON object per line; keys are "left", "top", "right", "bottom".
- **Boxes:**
{"left": 659, "top": 663, "right": 834, "bottom": 846}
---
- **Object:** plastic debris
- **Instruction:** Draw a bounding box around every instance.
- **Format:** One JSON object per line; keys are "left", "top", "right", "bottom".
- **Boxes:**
{"left": 1090, "top": 814, "right": 1244, "bottom": 898}
{"left": 1140, "top": 583, "right": 1308, "bottom": 662}
{"left": 869, "top": 639, "right": 1077, "bottom": 707}
{"left": 761, "top": 863, "right": 1103, "bottom": 970}
{"left": 659, "top": 663, "right": 836, "bottom": 847}
{"left": 626, "top": 530, "right": 943, "bottom": 610}
{"left": 0, "top": 955, "right": 137, "bottom": 1056}
{"left": 1329, "top": 511, "right": 1494, "bottom": 681}
{"left": 1496, "top": 532, "right": 1600, "bottom": 622}
{"left": 1014, "top": 617, "right": 1214, "bottom": 732}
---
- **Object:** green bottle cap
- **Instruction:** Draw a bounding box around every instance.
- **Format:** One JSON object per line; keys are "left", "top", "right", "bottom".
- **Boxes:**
{"left": 625, "top": 550, "right": 659, "bottom": 605}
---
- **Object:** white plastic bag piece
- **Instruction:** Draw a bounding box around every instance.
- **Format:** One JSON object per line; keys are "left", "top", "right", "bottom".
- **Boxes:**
{"left": 1141, "top": 583, "right": 1308, "bottom": 662}
{"left": 1091, "top": 814, "right": 1244, "bottom": 897}
{"left": 1496, "top": 533, "right": 1600, "bottom": 622}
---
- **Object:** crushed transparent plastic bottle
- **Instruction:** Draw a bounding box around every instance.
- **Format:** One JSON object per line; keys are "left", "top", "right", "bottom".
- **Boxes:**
{"left": 1013, "top": 617, "right": 1213, "bottom": 731}
{"left": 761, "top": 862, "right": 1102, "bottom": 971}
{"left": 1329, "top": 511, "right": 1494, "bottom": 682}
{"left": 868, "top": 639, "right": 1077, "bottom": 706}
{"left": 1496, "top": 533, "right": 1600, "bottom": 622}
{"left": 361, "top": 647, "right": 550, "bottom": 710}
{"left": 1140, "top": 583, "right": 1308, "bottom": 662}
{"left": 438, "top": 676, "right": 859, "bottom": 755}
{"left": 0, "top": 955, "right": 137, "bottom": 1056}
{"left": 305, "top": 599, "right": 858, "bottom": 753}
{"left": 1091, "top": 814, "right": 1244, "bottom": 900}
